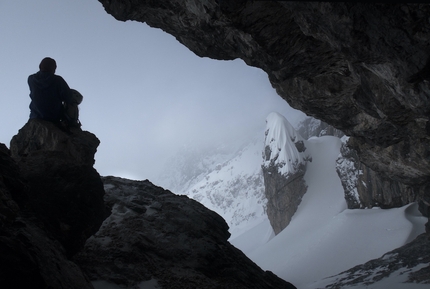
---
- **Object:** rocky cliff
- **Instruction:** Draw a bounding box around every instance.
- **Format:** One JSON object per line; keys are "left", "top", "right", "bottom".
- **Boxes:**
{"left": 0, "top": 120, "right": 104, "bottom": 288}
{"left": 98, "top": 0, "right": 430, "bottom": 226}
{"left": 336, "top": 136, "right": 419, "bottom": 211}
{"left": 262, "top": 112, "right": 311, "bottom": 235}
{"left": 1, "top": 119, "right": 296, "bottom": 288}
{"left": 296, "top": 117, "right": 344, "bottom": 140}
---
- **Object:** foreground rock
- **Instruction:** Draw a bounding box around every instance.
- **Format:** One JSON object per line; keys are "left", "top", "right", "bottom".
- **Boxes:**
{"left": 98, "top": 0, "right": 430, "bottom": 227}
{"left": 74, "top": 176, "right": 296, "bottom": 289}
{"left": 9, "top": 119, "right": 106, "bottom": 257}
{"left": 0, "top": 143, "right": 93, "bottom": 288}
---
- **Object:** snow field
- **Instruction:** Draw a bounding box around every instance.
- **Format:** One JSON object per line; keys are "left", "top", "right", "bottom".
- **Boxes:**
{"left": 231, "top": 135, "right": 427, "bottom": 288}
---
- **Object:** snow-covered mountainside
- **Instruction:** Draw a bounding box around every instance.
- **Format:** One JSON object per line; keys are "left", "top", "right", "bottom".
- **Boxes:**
{"left": 183, "top": 138, "right": 267, "bottom": 238}
{"left": 156, "top": 137, "right": 268, "bottom": 238}
{"left": 231, "top": 135, "right": 428, "bottom": 289}
{"left": 155, "top": 142, "right": 240, "bottom": 195}
{"left": 156, "top": 113, "right": 428, "bottom": 287}
{"left": 155, "top": 114, "right": 335, "bottom": 238}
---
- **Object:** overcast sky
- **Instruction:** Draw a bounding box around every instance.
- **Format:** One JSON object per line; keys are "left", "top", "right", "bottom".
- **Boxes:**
{"left": 0, "top": 0, "right": 306, "bottom": 181}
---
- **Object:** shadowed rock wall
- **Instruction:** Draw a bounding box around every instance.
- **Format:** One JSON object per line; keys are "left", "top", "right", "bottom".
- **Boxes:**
{"left": 74, "top": 176, "right": 296, "bottom": 289}
{"left": 9, "top": 119, "right": 106, "bottom": 257}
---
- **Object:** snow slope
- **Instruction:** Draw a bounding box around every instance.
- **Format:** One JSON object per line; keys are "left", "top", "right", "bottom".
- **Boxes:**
{"left": 231, "top": 135, "right": 427, "bottom": 289}
{"left": 181, "top": 138, "right": 268, "bottom": 238}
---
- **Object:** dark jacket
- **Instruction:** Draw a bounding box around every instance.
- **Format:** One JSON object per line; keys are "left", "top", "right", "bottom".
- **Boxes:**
{"left": 28, "top": 71, "right": 73, "bottom": 121}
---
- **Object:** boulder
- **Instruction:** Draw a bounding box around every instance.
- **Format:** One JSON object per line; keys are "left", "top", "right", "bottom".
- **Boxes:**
{"left": 0, "top": 143, "right": 93, "bottom": 289}
{"left": 74, "top": 176, "right": 296, "bottom": 289}
{"left": 9, "top": 119, "right": 106, "bottom": 257}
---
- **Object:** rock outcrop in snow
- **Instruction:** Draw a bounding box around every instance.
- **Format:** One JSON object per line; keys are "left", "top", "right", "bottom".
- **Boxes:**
{"left": 336, "top": 136, "right": 419, "bottom": 210}
{"left": 262, "top": 112, "right": 311, "bottom": 234}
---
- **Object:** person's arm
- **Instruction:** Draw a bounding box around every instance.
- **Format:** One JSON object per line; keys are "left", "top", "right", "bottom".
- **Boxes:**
{"left": 56, "top": 75, "right": 73, "bottom": 104}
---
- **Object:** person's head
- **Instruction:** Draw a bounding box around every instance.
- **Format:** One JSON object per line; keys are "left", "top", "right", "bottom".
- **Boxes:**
{"left": 39, "top": 57, "right": 57, "bottom": 73}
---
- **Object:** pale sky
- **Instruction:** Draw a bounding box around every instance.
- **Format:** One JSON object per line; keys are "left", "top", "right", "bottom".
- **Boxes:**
{"left": 0, "top": 0, "right": 306, "bottom": 181}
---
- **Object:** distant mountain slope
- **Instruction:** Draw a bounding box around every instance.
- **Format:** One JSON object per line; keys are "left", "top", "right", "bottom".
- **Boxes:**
{"left": 182, "top": 138, "right": 267, "bottom": 238}
{"left": 155, "top": 115, "right": 341, "bottom": 238}
{"left": 155, "top": 136, "right": 268, "bottom": 238}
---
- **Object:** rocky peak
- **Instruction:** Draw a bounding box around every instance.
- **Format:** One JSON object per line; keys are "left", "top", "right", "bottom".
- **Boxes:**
{"left": 262, "top": 112, "right": 311, "bottom": 234}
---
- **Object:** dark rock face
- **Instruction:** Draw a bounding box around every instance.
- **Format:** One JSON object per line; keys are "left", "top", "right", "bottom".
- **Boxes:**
{"left": 74, "top": 176, "right": 296, "bottom": 289}
{"left": 97, "top": 0, "right": 430, "bottom": 222}
{"left": 9, "top": 119, "right": 106, "bottom": 257}
{"left": 296, "top": 117, "right": 345, "bottom": 140}
{"left": 336, "top": 137, "right": 417, "bottom": 209}
{"left": 320, "top": 233, "right": 430, "bottom": 288}
{"left": 0, "top": 143, "right": 93, "bottom": 289}
{"left": 262, "top": 164, "right": 307, "bottom": 235}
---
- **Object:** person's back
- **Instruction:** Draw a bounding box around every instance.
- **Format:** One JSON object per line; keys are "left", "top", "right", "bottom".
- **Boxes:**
{"left": 28, "top": 57, "right": 81, "bottom": 128}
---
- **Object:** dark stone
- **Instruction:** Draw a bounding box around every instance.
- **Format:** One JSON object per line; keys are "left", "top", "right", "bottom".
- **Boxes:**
{"left": 74, "top": 176, "right": 296, "bottom": 289}
{"left": 9, "top": 119, "right": 106, "bottom": 257}
{"left": 262, "top": 162, "right": 307, "bottom": 235}
{"left": 0, "top": 143, "right": 93, "bottom": 289}
{"left": 296, "top": 117, "right": 345, "bottom": 140}
{"left": 336, "top": 137, "right": 418, "bottom": 209}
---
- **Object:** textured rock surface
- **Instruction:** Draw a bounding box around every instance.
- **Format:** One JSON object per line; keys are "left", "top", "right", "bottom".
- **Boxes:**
{"left": 74, "top": 176, "right": 296, "bottom": 289}
{"left": 9, "top": 119, "right": 106, "bottom": 256}
{"left": 0, "top": 143, "right": 93, "bottom": 289}
{"left": 336, "top": 136, "right": 417, "bottom": 209}
{"left": 262, "top": 113, "right": 310, "bottom": 234}
{"left": 262, "top": 166, "right": 307, "bottom": 235}
{"left": 319, "top": 233, "right": 430, "bottom": 288}
{"left": 98, "top": 0, "right": 430, "bottom": 220}
{"left": 296, "top": 117, "right": 345, "bottom": 140}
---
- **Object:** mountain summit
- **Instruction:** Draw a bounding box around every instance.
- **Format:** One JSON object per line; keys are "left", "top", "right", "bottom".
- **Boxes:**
{"left": 262, "top": 112, "right": 311, "bottom": 234}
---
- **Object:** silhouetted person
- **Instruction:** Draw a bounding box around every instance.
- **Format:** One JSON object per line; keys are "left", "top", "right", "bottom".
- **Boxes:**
{"left": 28, "top": 57, "right": 82, "bottom": 128}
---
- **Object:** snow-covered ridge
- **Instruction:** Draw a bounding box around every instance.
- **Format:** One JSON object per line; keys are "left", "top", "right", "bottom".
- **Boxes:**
{"left": 181, "top": 138, "right": 268, "bottom": 238}
{"left": 155, "top": 134, "right": 269, "bottom": 239}
{"left": 263, "top": 112, "right": 311, "bottom": 176}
